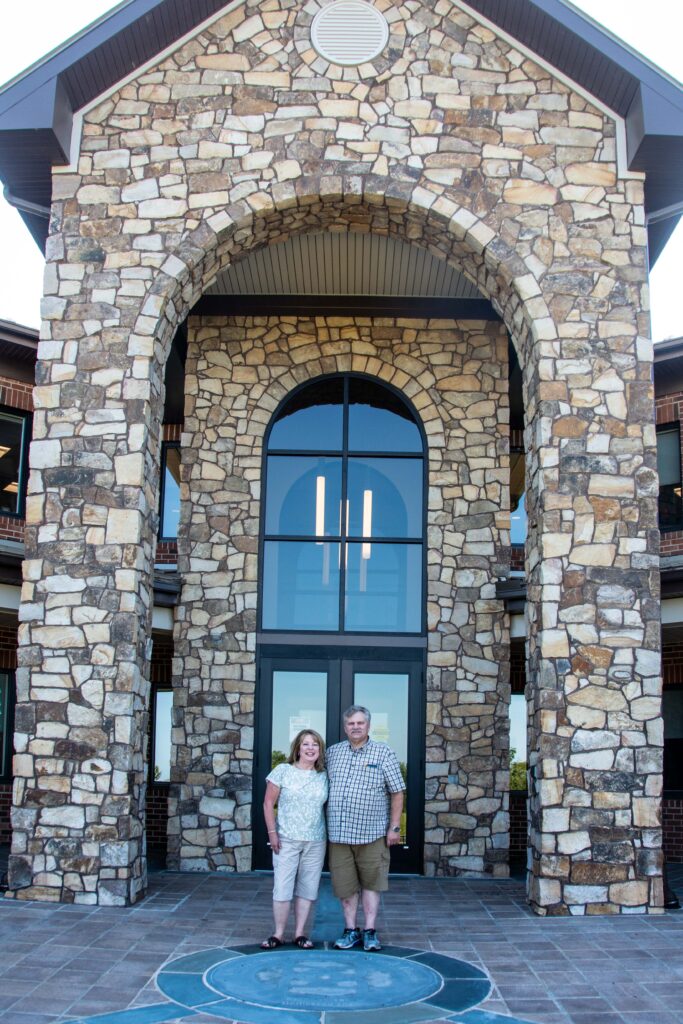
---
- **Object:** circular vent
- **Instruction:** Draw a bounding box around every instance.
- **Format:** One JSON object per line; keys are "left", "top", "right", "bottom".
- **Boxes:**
{"left": 311, "top": 1, "right": 389, "bottom": 66}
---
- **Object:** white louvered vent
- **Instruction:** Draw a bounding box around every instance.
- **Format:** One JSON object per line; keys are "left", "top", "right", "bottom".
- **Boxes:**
{"left": 311, "top": 1, "right": 389, "bottom": 66}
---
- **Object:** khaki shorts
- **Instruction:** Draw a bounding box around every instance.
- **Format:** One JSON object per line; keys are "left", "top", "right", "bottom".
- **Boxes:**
{"left": 272, "top": 838, "right": 326, "bottom": 902}
{"left": 328, "top": 838, "right": 390, "bottom": 899}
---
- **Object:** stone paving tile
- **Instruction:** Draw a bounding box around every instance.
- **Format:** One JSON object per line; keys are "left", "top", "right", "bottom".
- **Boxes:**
{"left": 0, "top": 870, "right": 680, "bottom": 1023}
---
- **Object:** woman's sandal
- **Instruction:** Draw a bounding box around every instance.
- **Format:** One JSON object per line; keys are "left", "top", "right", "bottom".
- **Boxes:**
{"left": 293, "top": 935, "right": 314, "bottom": 949}
{"left": 261, "top": 936, "right": 284, "bottom": 949}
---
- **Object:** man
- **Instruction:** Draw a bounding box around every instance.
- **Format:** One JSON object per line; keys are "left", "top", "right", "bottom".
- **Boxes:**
{"left": 326, "top": 705, "right": 405, "bottom": 952}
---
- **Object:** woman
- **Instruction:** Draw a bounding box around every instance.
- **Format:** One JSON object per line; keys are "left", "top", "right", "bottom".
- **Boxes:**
{"left": 261, "top": 729, "right": 328, "bottom": 949}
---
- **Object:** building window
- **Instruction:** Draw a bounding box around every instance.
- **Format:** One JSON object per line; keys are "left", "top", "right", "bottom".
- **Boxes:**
{"left": 664, "top": 686, "right": 683, "bottom": 792}
{"left": 509, "top": 693, "right": 527, "bottom": 790}
{"left": 657, "top": 425, "right": 683, "bottom": 530}
{"left": 0, "top": 672, "right": 14, "bottom": 778}
{"left": 510, "top": 450, "right": 527, "bottom": 546}
{"left": 152, "top": 689, "right": 173, "bottom": 783}
{"left": 159, "top": 443, "right": 181, "bottom": 539}
{"left": 261, "top": 375, "right": 425, "bottom": 634}
{"left": 0, "top": 408, "right": 30, "bottom": 517}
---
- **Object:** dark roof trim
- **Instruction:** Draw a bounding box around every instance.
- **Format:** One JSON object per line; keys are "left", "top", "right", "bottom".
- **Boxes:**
{"left": 192, "top": 294, "right": 499, "bottom": 320}
{"left": 0, "top": 0, "right": 682, "bottom": 262}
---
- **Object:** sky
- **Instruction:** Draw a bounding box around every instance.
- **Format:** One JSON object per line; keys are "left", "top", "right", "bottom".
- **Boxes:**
{"left": 0, "top": 0, "right": 681, "bottom": 341}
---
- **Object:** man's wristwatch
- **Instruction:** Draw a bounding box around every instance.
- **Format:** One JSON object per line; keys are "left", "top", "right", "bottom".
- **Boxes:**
{"left": 390, "top": 825, "right": 400, "bottom": 833}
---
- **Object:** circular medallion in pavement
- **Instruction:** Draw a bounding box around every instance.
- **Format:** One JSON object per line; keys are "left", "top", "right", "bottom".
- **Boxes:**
{"left": 206, "top": 950, "right": 441, "bottom": 1011}
{"left": 154, "top": 944, "right": 500, "bottom": 1023}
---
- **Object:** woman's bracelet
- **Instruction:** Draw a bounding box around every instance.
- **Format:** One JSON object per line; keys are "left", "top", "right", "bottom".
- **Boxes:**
{"left": 268, "top": 829, "right": 277, "bottom": 834}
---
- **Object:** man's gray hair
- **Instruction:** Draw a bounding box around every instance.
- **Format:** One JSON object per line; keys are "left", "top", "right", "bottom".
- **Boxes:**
{"left": 343, "top": 704, "right": 371, "bottom": 723}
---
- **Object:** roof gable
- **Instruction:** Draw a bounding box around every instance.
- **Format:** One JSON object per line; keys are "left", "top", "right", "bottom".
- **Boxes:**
{"left": 1, "top": 0, "right": 682, "bottom": 262}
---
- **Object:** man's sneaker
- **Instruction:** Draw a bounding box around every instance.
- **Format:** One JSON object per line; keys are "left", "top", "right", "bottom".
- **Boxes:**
{"left": 363, "top": 928, "right": 382, "bottom": 952}
{"left": 333, "top": 927, "right": 362, "bottom": 950}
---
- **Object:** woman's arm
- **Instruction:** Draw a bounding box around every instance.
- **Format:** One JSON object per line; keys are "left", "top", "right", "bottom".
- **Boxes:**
{"left": 263, "top": 780, "right": 281, "bottom": 854}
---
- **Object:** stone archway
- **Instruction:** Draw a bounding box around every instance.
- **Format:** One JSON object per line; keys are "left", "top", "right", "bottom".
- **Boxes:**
{"left": 11, "top": 0, "right": 661, "bottom": 911}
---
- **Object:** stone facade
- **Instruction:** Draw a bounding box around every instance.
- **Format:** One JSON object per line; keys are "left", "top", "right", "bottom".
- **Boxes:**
{"left": 168, "top": 314, "right": 509, "bottom": 875}
{"left": 8, "top": 0, "right": 662, "bottom": 912}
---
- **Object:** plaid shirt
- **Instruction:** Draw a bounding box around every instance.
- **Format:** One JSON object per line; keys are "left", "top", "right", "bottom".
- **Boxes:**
{"left": 326, "top": 738, "right": 406, "bottom": 845}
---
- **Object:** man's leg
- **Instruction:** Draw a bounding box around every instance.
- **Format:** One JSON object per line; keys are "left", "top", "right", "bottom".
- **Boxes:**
{"left": 329, "top": 843, "right": 363, "bottom": 948}
{"left": 340, "top": 891, "right": 359, "bottom": 929}
{"left": 360, "top": 888, "right": 380, "bottom": 929}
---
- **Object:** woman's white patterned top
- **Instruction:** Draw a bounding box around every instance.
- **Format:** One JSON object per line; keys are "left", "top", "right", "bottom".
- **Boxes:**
{"left": 266, "top": 762, "right": 329, "bottom": 841}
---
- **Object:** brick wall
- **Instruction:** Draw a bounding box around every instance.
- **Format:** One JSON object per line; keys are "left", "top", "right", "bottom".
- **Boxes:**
{"left": 510, "top": 791, "right": 527, "bottom": 866}
{"left": 0, "top": 376, "right": 33, "bottom": 413}
{"left": 663, "top": 799, "right": 683, "bottom": 862}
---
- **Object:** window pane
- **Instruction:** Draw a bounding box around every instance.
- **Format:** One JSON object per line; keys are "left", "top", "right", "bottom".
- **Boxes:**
{"left": 0, "top": 412, "right": 25, "bottom": 515}
{"left": 663, "top": 689, "right": 683, "bottom": 791}
{"left": 262, "top": 541, "right": 341, "bottom": 630}
{"left": 511, "top": 491, "right": 527, "bottom": 545}
{"left": 269, "top": 378, "right": 343, "bottom": 451}
{"left": 153, "top": 690, "right": 173, "bottom": 782}
{"left": 509, "top": 693, "right": 527, "bottom": 790}
{"left": 347, "top": 458, "right": 422, "bottom": 538}
{"left": 348, "top": 378, "right": 422, "bottom": 452}
{"left": 345, "top": 542, "right": 421, "bottom": 632}
{"left": 657, "top": 429, "right": 681, "bottom": 486}
{"left": 161, "top": 446, "right": 181, "bottom": 538}
{"left": 265, "top": 457, "right": 342, "bottom": 537}
{"left": 271, "top": 671, "right": 327, "bottom": 768}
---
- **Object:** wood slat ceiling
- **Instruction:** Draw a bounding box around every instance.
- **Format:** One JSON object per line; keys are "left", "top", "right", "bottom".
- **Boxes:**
{"left": 207, "top": 233, "right": 484, "bottom": 298}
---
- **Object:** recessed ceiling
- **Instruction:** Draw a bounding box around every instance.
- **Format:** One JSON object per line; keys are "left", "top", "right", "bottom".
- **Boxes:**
{"left": 206, "top": 232, "right": 484, "bottom": 299}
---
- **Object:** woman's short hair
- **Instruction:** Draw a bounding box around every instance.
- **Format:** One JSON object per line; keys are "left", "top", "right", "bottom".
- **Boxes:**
{"left": 288, "top": 729, "right": 326, "bottom": 772}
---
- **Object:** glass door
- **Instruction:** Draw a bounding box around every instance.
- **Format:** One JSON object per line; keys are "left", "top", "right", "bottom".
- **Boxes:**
{"left": 254, "top": 650, "right": 423, "bottom": 872}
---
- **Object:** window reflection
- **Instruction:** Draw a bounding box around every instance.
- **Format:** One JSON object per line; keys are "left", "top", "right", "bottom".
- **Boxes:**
{"left": 262, "top": 376, "right": 424, "bottom": 633}
{"left": 160, "top": 444, "right": 181, "bottom": 539}
{"left": 345, "top": 543, "right": 421, "bottom": 632}
{"left": 657, "top": 426, "right": 683, "bottom": 530}
{"left": 153, "top": 689, "right": 173, "bottom": 782}
{"left": 262, "top": 541, "right": 341, "bottom": 630}
{"left": 0, "top": 411, "right": 28, "bottom": 516}
{"left": 269, "top": 377, "right": 344, "bottom": 451}
{"left": 348, "top": 377, "right": 422, "bottom": 452}
{"left": 347, "top": 458, "right": 422, "bottom": 538}
{"left": 509, "top": 693, "right": 527, "bottom": 790}
{"left": 510, "top": 450, "right": 527, "bottom": 545}
{"left": 266, "top": 457, "right": 342, "bottom": 536}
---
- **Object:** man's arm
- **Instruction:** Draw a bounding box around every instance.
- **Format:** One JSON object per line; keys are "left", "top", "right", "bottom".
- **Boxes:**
{"left": 386, "top": 790, "right": 404, "bottom": 847}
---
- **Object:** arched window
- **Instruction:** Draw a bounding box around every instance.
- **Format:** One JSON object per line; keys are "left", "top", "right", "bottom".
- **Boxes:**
{"left": 260, "top": 375, "right": 425, "bottom": 634}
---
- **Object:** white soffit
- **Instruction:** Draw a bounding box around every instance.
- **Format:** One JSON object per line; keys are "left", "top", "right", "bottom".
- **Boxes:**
{"left": 207, "top": 232, "right": 484, "bottom": 298}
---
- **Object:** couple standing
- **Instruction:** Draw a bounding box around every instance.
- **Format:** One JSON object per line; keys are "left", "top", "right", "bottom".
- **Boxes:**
{"left": 261, "top": 705, "right": 405, "bottom": 952}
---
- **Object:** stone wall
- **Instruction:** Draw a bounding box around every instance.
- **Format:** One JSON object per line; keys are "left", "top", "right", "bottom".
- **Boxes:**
{"left": 168, "top": 313, "right": 510, "bottom": 876}
{"left": 11, "top": 0, "right": 661, "bottom": 909}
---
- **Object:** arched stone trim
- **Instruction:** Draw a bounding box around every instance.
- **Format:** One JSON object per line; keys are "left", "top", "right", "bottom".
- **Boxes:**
{"left": 13, "top": 0, "right": 659, "bottom": 909}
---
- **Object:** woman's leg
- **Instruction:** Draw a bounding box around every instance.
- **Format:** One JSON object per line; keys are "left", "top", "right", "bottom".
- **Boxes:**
{"left": 272, "top": 899, "right": 291, "bottom": 939}
{"left": 293, "top": 841, "right": 327, "bottom": 940}
{"left": 293, "top": 896, "right": 314, "bottom": 938}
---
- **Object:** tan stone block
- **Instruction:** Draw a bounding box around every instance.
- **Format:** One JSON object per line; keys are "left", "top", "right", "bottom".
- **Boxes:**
{"left": 609, "top": 880, "right": 649, "bottom": 906}
{"left": 633, "top": 797, "right": 660, "bottom": 827}
{"left": 567, "top": 685, "right": 626, "bottom": 711}
{"left": 504, "top": 180, "right": 559, "bottom": 205}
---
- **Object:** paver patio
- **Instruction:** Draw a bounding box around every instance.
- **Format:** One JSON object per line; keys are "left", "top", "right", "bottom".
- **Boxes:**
{"left": 0, "top": 866, "right": 681, "bottom": 1024}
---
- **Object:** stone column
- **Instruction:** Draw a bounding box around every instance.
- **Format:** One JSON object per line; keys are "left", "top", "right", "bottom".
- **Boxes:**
{"left": 425, "top": 324, "right": 511, "bottom": 877}
{"left": 524, "top": 329, "right": 663, "bottom": 914}
{"left": 9, "top": 303, "right": 162, "bottom": 904}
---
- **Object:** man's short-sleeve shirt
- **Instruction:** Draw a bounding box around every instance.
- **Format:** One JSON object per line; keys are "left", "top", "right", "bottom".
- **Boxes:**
{"left": 326, "top": 738, "right": 406, "bottom": 845}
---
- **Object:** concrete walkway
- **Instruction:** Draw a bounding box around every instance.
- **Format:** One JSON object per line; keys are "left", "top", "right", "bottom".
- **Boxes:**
{"left": 0, "top": 867, "right": 681, "bottom": 1024}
